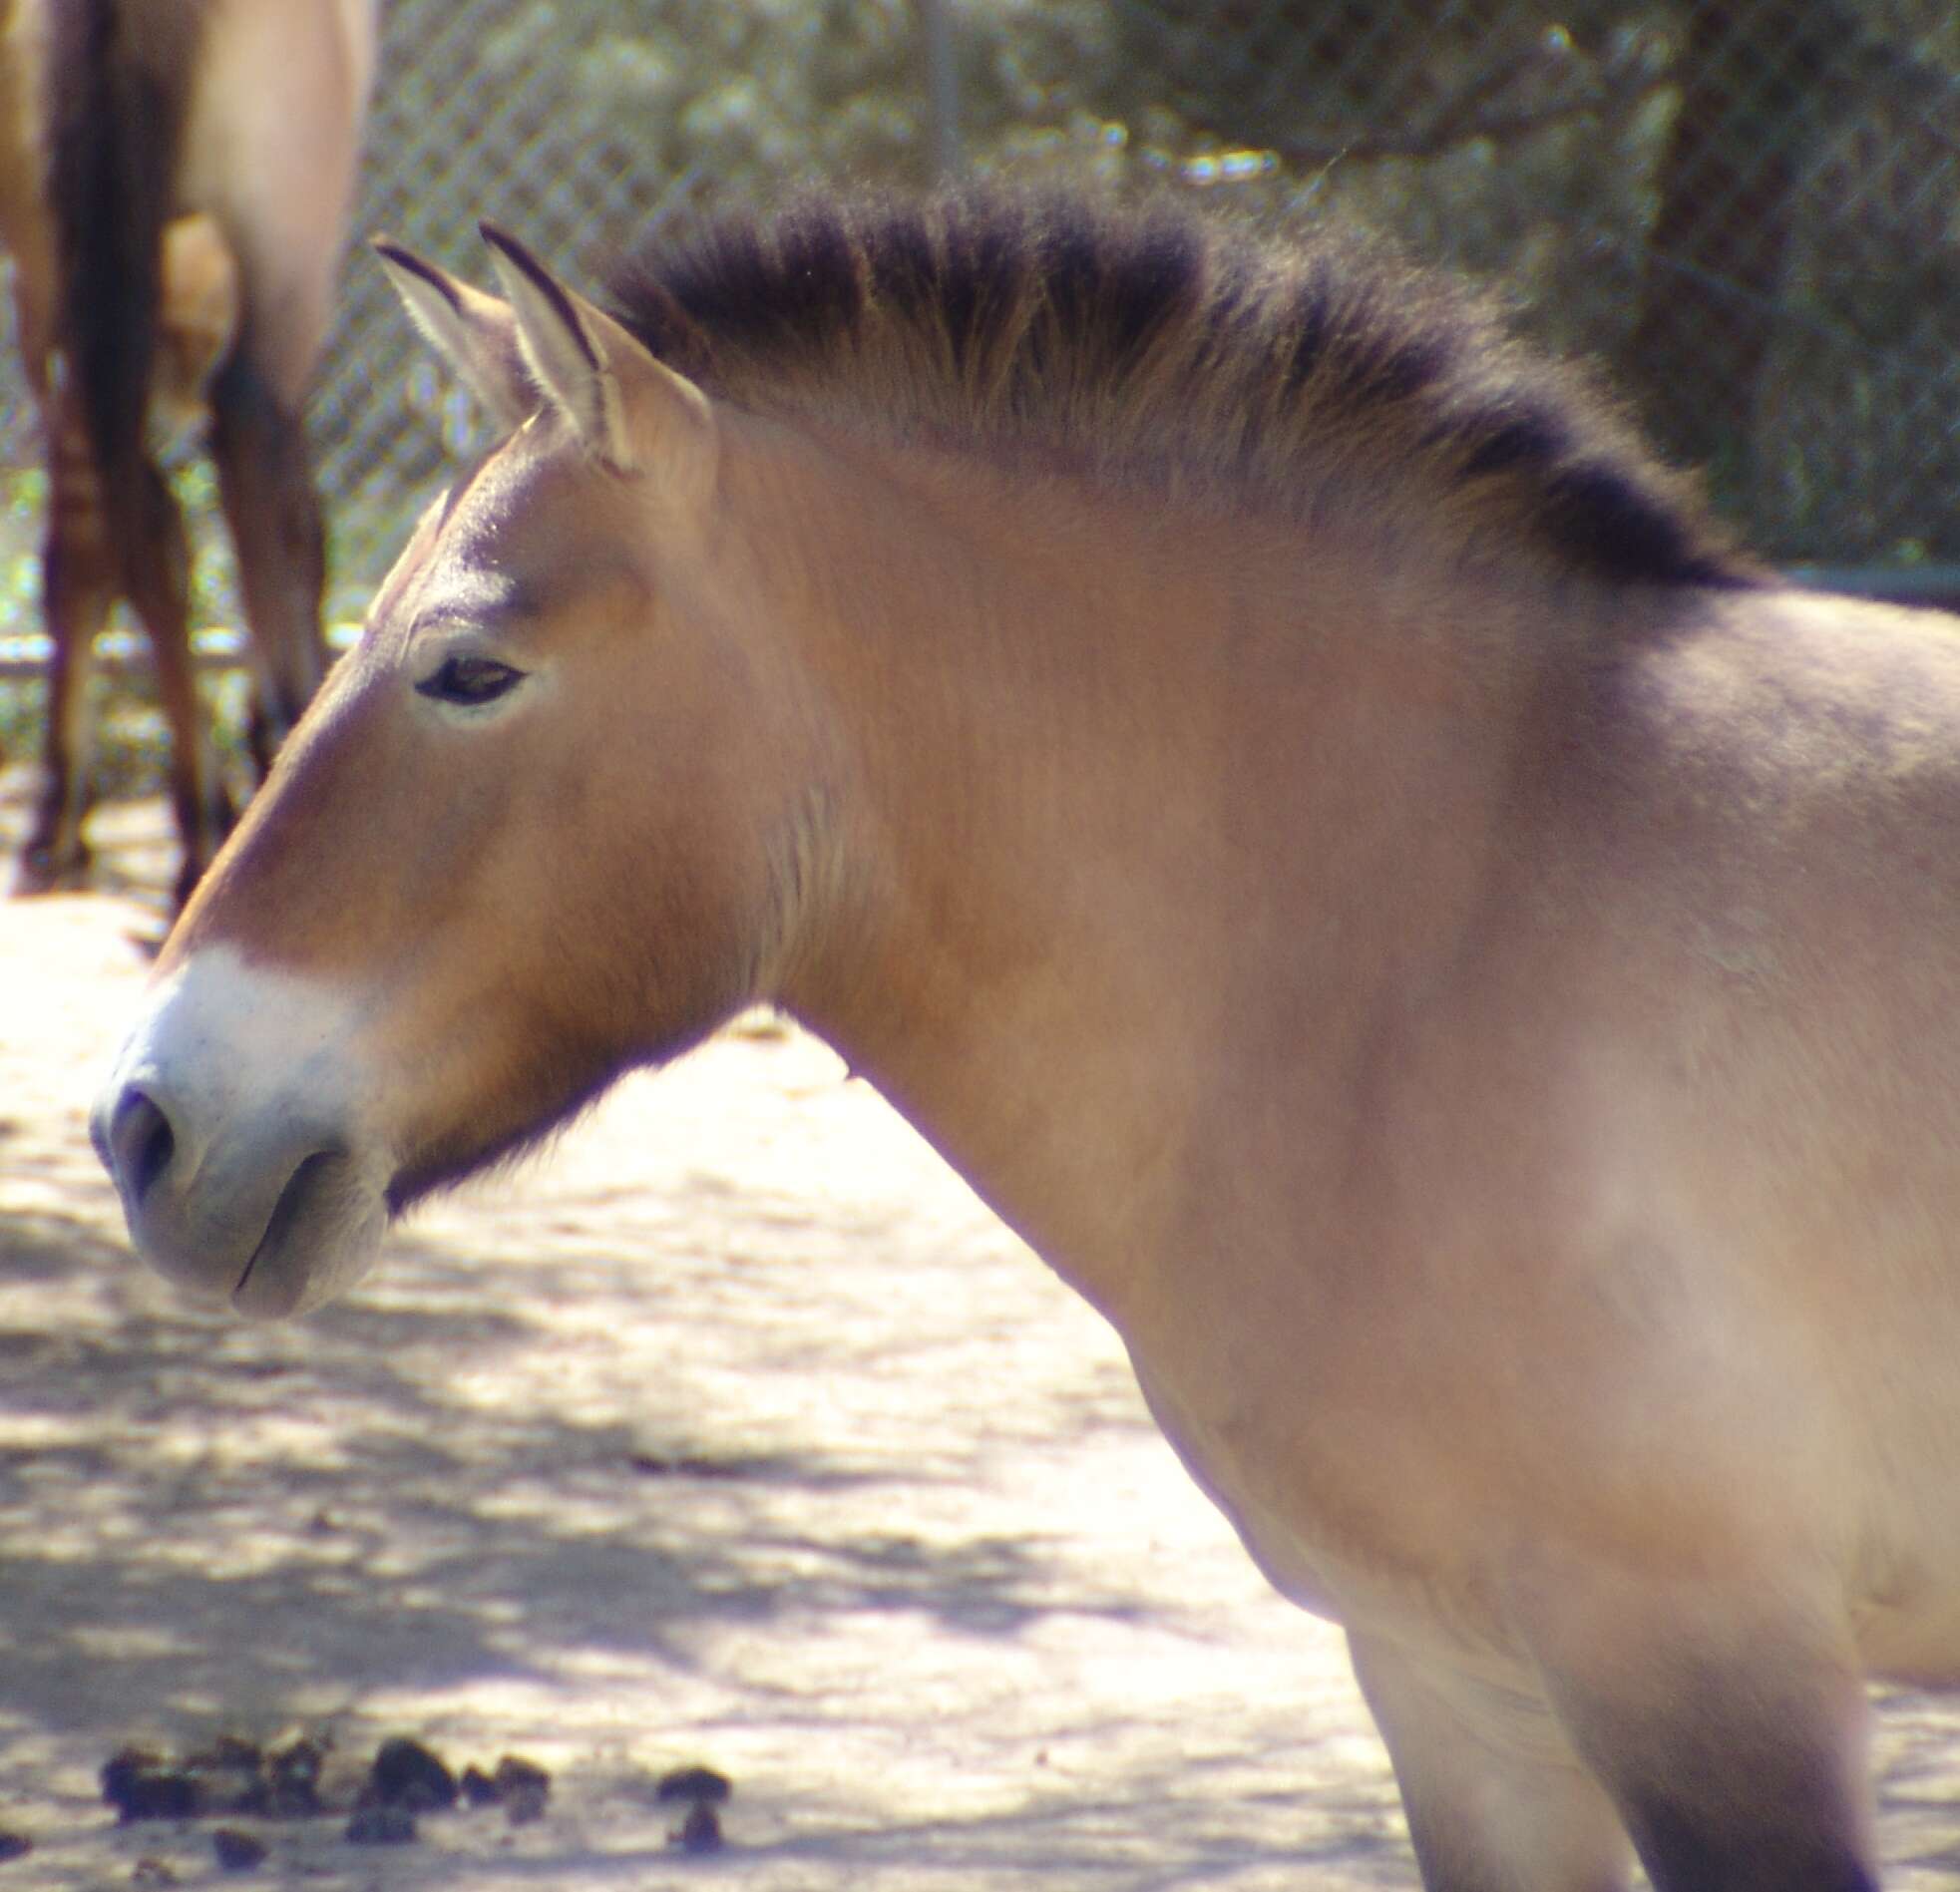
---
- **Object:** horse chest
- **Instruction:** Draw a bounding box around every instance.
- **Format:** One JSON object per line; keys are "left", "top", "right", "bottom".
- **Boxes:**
{"left": 1125, "top": 1342, "right": 1516, "bottom": 1659}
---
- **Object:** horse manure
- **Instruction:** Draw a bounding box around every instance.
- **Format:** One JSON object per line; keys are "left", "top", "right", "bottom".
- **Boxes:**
{"left": 657, "top": 1765, "right": 731, "bottom": 1854}
{"left": 262, "top": 1735, "right": 326, "bottom": 1817}
{"left": 101, "top": 1747, "right": 199, "bottom": 1823}
{"left": 458, "top": 1753, "right": 551, "bottom": 1824}
{"left": 195, "top": 1738, "right": 270, "bottom": 1817}
{"left": 202, "top": 1735, "right": 261, "bottom": 1768}
{"left": 655, "top": 1764, "right": 732, "bottom": 1805}
{"left": 344, "top": 1803, "right": 416, "bottom": 1846}
{"left": 211, "top": 1828, "right": 267, "bottom": 1872}
{"left": 503, "top": 1779, "right": 548, "bottom": 1826}
{"left": 363, "top": 1736, "right": 456, "bottom": 1813}
{"left": 101, "top": 1730, "right": 543, "bottom": 1852}
{"left": 103, "top": 1734, "right": 327, "bottom": 1823}
{"left": 494, "top": 1755, "right": 551, "bottom": 1825}
{"left": 671, "top": 1801, "right": 723, "bottom": 1854}
{"left": 0, "top": 1832, "right": 29, "bottom": 1863}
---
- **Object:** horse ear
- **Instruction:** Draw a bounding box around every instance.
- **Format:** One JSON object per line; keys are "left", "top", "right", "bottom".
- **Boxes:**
{"left": 478, "top": 222, "right": 713, "bottom": 488}
{"left": 372, "top": 236, "right": 533, "bottom": 433}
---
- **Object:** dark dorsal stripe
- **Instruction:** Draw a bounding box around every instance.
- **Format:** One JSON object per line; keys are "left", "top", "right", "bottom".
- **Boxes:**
{"left": 608, "top": 187, "right": 1757, "bottom": 591}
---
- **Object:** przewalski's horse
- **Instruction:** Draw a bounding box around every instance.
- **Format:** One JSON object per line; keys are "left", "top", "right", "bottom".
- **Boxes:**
{"left": 93, "top": 188, "right": 1960, "bottom": 1887}
{"left": 0, "top": 0, "right": 374, "bottom": 907}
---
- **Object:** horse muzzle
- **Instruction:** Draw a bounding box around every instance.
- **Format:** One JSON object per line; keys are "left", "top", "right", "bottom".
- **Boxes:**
{"left": 91, "top": 947, "right": 392, "bottom": 1318}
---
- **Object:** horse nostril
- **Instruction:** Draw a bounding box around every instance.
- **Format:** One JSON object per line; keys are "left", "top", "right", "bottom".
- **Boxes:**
{"left": 109, "top": 1086, "right": 177, "bottom": 1208}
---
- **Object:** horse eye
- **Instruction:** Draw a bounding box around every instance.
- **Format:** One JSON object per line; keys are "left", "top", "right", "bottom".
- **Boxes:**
{"left": 415, "top": 654, "right": 525, "bottom": 706}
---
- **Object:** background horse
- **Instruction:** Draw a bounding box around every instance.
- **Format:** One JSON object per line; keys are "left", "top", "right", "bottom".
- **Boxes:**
{"left": 93, "top": 188, "right": 1960, "bottom": 1888}
{"left": 0, "top": 0, "right": 374, "bottom": 908}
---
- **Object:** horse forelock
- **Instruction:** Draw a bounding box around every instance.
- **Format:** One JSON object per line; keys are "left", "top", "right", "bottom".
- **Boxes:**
{"left": 605, "top": 187, "right": 1758, "bottom": 592}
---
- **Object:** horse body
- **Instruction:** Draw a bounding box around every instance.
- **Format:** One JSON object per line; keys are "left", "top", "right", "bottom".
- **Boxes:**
{"left": 782, "top": 448, "right": 1960, "bottom": 1712}
{"left": 92, "top": 191, "right": 1960, "bottom": 1886}
{"left": 0, "top": 0, "right": 373, "bottom": 906}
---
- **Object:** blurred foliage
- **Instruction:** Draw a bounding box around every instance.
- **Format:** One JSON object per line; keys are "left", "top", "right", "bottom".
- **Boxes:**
{"left": 1, "top": 0, "right": 1956, "bottom": 799}
{"left": 313, "top": 0, "right": 1960, "bottom": 578}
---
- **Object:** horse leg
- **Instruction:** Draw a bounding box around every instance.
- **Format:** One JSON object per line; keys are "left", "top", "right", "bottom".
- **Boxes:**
{"left": 1348, "top": 1629, "right": 1635, "bottom": 1891}
{"left": 1515, "top": 1564, "right": 1878, "bottom": 1892}
{"left": 17, "top": 421, "right": 117, "bottom": 894}
{"left": 206, "top": 342, "right": 326, "bottom": 773}
{"left": 121, "top": 457, "right": 226, "bottom": 911}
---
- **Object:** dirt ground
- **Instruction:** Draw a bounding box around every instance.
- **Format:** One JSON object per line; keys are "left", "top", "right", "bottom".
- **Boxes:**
{"left": 4, "top": 788, "right": 1960, "bottom": 1890}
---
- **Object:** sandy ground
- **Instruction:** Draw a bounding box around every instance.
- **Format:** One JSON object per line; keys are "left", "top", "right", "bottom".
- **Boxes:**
{"left": 3, "top": 789, "right": 1960, "bottom": 1889}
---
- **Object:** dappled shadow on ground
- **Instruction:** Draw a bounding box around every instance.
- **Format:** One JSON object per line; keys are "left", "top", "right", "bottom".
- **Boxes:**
{"left": 1, "top": 879, "right": 1401, "bottom": 1885}
{"left": 6, "top": 860, "right": 1960, "bottom": 1887}
{"left": 0, "top": 1208, "right": 1161, "bottom": 1729}
{"left": 0, "top": 1159, "right": 1397, "bottom": 1886}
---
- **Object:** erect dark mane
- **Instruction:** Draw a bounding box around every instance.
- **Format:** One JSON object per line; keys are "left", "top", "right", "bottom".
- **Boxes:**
{"left": 608, "top": 186, "right": 1758, "bottom": 589}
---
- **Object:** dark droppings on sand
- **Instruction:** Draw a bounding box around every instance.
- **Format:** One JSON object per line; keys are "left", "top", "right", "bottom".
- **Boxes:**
{"left": 672, "top": 1800, "right": 724, "bottom": 1853}
{"left": 485, "top": 1754, "right": 552, "bottom": 1825}
{"left": 657, "top": 1763, "right": 734, "bottom": 1853}
{"left": 101, "top": 1735, "right": 323, "bottom": 1823}
{"left": 362, "top": 1736, "right": 457, "bottom": 1814}
{"left": 87, "top": 1731, "right": 763, "bottom": 1868}
{"left": 655, "top": 1763, "right": 733, "bottom": 1805}
{"left": 99, "top": 1733, "right": 560, "bottom": 1857}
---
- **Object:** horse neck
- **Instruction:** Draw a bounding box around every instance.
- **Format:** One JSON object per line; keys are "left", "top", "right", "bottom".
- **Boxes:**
{"left": 739, "top": 418, "right": 1571, "bottom": 1318}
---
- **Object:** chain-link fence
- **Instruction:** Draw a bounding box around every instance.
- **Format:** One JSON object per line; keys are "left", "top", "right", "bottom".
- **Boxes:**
{"left": 4, "top": 0, "right": 1958, "bottom": 661}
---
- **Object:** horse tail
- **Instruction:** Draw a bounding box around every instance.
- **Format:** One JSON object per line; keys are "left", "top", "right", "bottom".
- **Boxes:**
{"left": 45, "top": 0, "right": 208, "bottom": 567}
